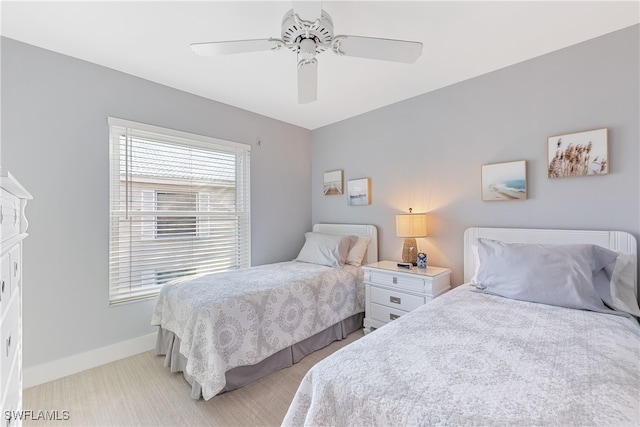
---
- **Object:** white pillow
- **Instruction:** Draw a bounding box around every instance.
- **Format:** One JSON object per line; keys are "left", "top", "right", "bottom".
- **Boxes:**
{"left": 610, "top": 252, "right": 640, "bottom": 317}
{"left": 295, "top": 232, "right": 355, "bottom": 268}
{"left": 345, "top": 236, "right": 371, "bottom": 266}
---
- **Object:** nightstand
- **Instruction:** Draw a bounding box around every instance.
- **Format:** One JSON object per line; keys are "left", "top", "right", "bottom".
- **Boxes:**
{"left": 363, "top": 261, "right": 451, "bottom": 334}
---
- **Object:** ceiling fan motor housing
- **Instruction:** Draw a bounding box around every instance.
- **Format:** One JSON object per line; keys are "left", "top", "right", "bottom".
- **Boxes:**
{"left": 281, "top": 9, "right": 334, "bottom": 55}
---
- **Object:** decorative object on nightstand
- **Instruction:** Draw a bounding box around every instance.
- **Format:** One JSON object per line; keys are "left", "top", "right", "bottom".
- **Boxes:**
{"left": 395, "top": 208, "right": 427, "bottom": 265}
{"left": 363, "top": 261, "right": 451, "bottom": 334}
{"left": 417, "top": 252, "right": 427, "bottom": 268}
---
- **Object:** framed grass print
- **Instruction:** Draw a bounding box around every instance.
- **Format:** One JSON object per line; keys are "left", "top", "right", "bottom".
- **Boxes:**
{"left": 347, "top": 178, "right": 371, "bottom": 205}
{"left": 481, "top": 160, "right": 527, "bottom": 201}
{"left": 547, "top": 128, "right": 608, "bottom": 178}
{"left": 323, "top": 170, "right": 343, "bottom": 195}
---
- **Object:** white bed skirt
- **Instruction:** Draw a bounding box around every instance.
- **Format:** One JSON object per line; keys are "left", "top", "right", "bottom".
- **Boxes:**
{"left": 156, "top": 313, "right": 364, "bottom": 399}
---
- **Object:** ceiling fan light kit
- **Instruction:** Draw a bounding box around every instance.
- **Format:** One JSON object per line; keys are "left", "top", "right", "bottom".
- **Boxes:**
{"left": 191, "top": 2, "right": 423, "bottom": 104}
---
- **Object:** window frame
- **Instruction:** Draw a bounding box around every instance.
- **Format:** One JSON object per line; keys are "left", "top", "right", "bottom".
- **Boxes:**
{"left": 108, "top": 117, "right": 251, "bottom": 305}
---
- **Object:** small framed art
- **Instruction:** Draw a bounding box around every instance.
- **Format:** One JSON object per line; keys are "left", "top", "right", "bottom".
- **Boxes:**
{"left": 323, "top": 170, "right": 343, "bottom": 195}
{"left": 481, "top": 160, "right": 527, "bottom": 201}
{"left": 547, "top": 128, "right": 608, "bottom": 178}
{"left": 347, "top": 178, "right": 371, "bottom": 205}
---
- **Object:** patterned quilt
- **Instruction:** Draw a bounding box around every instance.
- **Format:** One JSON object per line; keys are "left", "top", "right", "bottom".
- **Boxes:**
{"left": 283, "top": 284, "right": 640, "bottom": 426}
{"left": 151, "top": 261, "right": 364, "bottom": 400}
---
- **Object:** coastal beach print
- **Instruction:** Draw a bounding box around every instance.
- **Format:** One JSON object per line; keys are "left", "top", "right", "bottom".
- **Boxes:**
{"left": 323, "top": 170, "right": 343, "bottom": 195}
{"left": 481, "top": 160, "right": 527, "bottom": 201}
{"left": 547, "top": 128, "right": 608, "bottom": 178}
{"left": 347, "top": 178, "right": 371, "bottom": 205}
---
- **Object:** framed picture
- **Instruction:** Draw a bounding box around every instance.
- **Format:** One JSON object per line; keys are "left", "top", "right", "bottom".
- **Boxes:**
{"left": 481, "top": 160, "right": 527, "bottom": 202}
{"left": 323, "top": 170, "right": 343, "bottom": 195}
{"left": 547, "top": 128, "right": 608, "bottom": 178}
{"left": 347, "top": 178, "right": 371, "bottom": 205}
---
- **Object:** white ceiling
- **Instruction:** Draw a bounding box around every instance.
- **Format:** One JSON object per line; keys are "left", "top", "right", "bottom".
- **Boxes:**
{"left": 2, "top": 1, "right": 638, "bottom": 130}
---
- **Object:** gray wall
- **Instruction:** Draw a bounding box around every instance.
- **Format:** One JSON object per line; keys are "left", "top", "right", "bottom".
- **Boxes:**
{"left": 312, "top": 25, "right": 640, "bottom": 287}
{"left": 2, "top": 24, "right": 638, "bottom": 370}
{"left": 1, "top": 38, "right": 312, "bottom": 368}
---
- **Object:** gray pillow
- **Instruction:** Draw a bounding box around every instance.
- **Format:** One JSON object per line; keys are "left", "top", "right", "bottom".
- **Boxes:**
{"left": 295, "top": 232, "right": 356, "bottom": 268}
{"left": 472, "top": 239, "right": 617, "bottom": 312}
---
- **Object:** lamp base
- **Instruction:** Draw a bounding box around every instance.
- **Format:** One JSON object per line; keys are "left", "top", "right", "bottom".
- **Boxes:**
{"left": 402, "top": 237, "right": 418, "bottom": 265}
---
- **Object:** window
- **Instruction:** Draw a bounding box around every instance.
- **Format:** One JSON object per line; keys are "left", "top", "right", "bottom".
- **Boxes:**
{"left": 108, "top": 118, "right": 251, "bottom": 304}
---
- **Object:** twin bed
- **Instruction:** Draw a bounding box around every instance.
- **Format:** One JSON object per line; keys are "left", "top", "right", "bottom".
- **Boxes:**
{"left": 151, "top": 223, "right": 377, "bottom": 399}
{"left": 151, "top": 224, "right": 639, "bottom": 426}
{"left": 283, "top": 227, "right": 640, "bottom": 426}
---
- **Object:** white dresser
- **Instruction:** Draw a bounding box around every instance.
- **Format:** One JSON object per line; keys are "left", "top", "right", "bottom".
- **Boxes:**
{"left": 363, "top": 260, "right": 451, "bottom": 334}
{"left": 0, "top": 172, "right": 32, "bottom": 427}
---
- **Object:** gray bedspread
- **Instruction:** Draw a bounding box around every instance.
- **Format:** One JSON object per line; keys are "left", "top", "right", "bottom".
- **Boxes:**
{"left": 283, "top": 284, "right": 640, "bottom": 426}
{"left": 151, "top": 261, "right": 363, "bottom": 400}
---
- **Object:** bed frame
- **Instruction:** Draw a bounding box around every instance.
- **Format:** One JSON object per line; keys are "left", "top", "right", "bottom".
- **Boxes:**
{"left": 463, "top": 227, "right": 637, "bottom": 292}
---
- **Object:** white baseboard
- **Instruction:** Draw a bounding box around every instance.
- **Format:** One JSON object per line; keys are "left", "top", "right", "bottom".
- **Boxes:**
{"left": 23, "top": 333, "right": 157, "bottom": 388}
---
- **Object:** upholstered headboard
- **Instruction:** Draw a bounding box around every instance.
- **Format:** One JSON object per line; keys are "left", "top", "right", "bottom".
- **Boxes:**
{"left": 313, "top": 223, "right": 378, "bottom": 265}
{"left": 463, "top": 227, "right": 638, "bottom": 292}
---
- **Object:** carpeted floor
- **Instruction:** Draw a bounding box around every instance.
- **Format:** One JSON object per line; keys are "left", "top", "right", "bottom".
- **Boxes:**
{"left": 23, "top": 329, "right": 364, "bottom": 426}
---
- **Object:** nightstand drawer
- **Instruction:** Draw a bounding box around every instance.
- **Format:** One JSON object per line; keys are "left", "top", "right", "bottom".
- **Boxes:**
{"left": 370, "top": 286, "right": 424, "bottom": 312}
{"left": 369, "top": 302, "right": 407, "bottom": 323}
{"left": 369, "top": 270, "right": 425, "bottom": 293}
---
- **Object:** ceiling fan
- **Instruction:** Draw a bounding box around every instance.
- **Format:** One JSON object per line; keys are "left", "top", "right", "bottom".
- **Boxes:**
{"left": 190, "top": 1, "right": 423, "bottom": 104}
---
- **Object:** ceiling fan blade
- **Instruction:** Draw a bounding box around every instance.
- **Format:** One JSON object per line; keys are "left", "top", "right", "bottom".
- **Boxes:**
{"left": 297, "top": 59, "right": 317, "bottom": 104}
{"left": 293, "top": 0, "right": 322, "bottom": 21}
{"left": 332, "top": 35, "right": 423, "bottom": 63}
{"left": 191, "top": 39, "right": 282, "bottom": 56}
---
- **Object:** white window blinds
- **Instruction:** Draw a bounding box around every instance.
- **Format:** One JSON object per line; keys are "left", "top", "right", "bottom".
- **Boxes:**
{"left": 108, "top": 118, "right": 251, "bottom": 304}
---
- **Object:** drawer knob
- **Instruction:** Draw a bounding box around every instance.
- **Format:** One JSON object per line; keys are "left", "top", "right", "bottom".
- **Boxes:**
{"left": 1, "top": 280, "right": 4, "bottom": 294}
{"left": 390, "top": 296, "right": 401, "bottom": 304}
{"left": 392, "top": 276, "right": 397, "bottom": 284}
{"left": 6, "top": 334, "right": 11, "bottom": 357}
{"left": 389, "top": 313, "right": 400, "bottom": 321}
{"left": 14, "top": 261, "right": 18, "bottom": 276}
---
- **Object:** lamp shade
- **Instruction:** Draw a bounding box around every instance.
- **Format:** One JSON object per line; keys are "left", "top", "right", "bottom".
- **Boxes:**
{"left": 395, "top": 213, "right": 428, "bottom": 237}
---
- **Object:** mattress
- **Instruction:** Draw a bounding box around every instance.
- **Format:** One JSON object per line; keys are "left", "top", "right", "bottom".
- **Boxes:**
{"left": 283, "top": 284, "right": 640, "bottom": 426}
{"left": 151, "top": 261, "right": 364, "bottom": 399}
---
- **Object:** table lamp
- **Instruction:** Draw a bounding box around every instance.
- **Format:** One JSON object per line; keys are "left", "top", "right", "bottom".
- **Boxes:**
{"left": 395, "top": 208, "right": 427, "bottom": 265}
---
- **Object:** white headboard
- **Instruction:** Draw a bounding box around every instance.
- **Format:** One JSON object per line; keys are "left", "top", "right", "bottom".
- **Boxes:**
{"left": 464, "top": 227, "right": 637, "bottom": 290}
{"left": 313, "top": 223, "right": 378, "bottom": 265}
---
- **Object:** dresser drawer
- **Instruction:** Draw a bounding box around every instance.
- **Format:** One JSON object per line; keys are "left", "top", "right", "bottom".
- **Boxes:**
{"left": 370, "top": 286, "right": 425, "bottom": 312}
{"left": 369, "top": 270, "right": 426, "bottom": 293}
{"left": 0, "top": 191, "right": 20, "bottom": 243}
{"left": 0, "top": 253, "right": 10, "bottom": 316}
{"left": 1, "top": 297, "right": 20, "bottom": 390}
{"left": 1, "top": 362, "right": 21, "bottom": 427}
{"left": 369, "top": 302, "right": 407, "bottom": 324}
{"left": 9, "top": 246, "right": 20, "bottom": 291}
